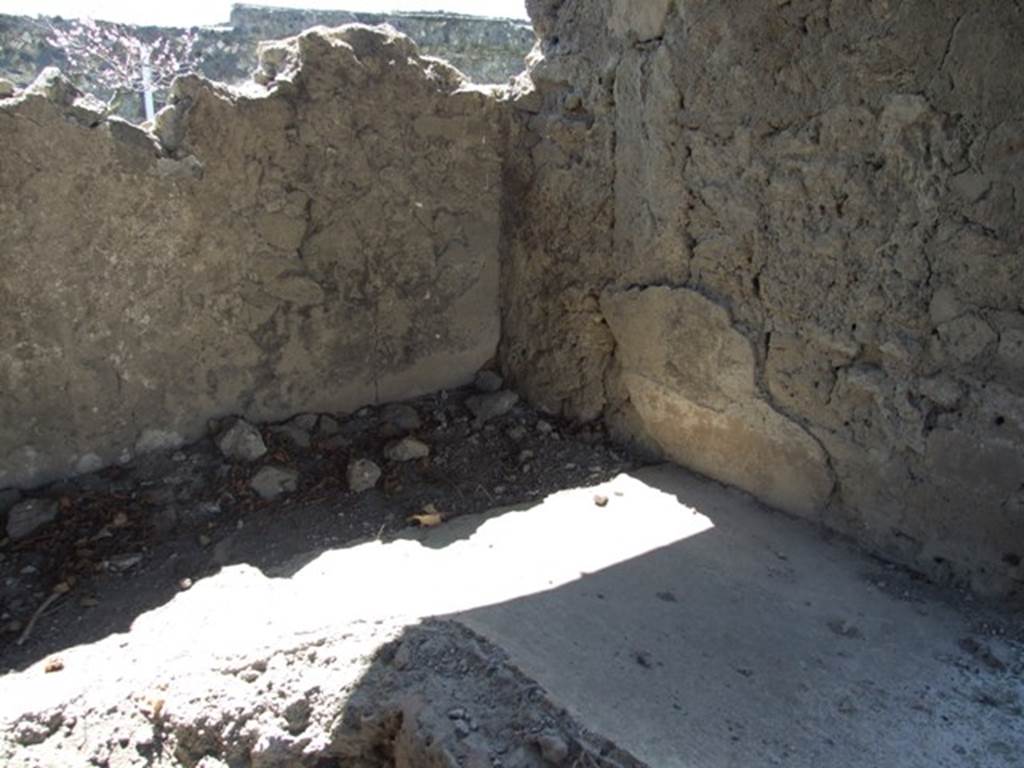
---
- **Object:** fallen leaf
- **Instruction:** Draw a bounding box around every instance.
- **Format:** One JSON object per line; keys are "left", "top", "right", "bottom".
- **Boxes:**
{"left": 408, "top": 504, "right": 444, "bottom": 527}
{"left": 142, "top": 695, "right": 165, "bottom": 720}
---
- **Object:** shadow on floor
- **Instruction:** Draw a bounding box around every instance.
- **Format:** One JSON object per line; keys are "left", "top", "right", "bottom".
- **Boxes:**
{"left": 2, "top": 465, "right": 1022, "bottom": 768}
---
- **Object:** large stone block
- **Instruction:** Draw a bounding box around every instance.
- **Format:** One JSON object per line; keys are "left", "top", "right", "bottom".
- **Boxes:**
{"left": 602, "top": 287, "right": 834, "bottom": 517}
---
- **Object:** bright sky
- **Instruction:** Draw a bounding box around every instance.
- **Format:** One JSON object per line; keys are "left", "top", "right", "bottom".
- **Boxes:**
{"left": 0, "top": 0, "right": 529, "bottom": 27}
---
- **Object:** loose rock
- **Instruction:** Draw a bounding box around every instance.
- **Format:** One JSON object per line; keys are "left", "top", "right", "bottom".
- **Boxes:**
{"left": 270, "top": 423, "right": 312, "bottom": 449}
{"left": 380, "top": 403, "right": 422, "bottom": 433}
{"left": 474, "top": 370, "right": 504, "bottom": 393}
{"left": 384, "top": 437, "right": 430, "bottom": 462}
{"left": 6, "top": 499, "right": 60, "bottom": 541}
{"left": 318, "top": 415, "right": 340, "bottom": 436}
{"left": 290, "top": 414, "right": 319, "bottom": 431}
{"left": 466, "top": 391, "right": 519, "bottom": 424}
{"left": 0, "top": 78, "right": 15, "bottom": 98}
{"left": 249, "top": 466, "right": 299, "bottom": 500}
{"left": 216, "top": 419, "right": 268, "bottom": 462}
{"left": 536, "top": 732, "right": 570, "bottom": 763}
{"left": 347, "top": 459, "right": 382, "bottom": 493}
{"left": 0, "top": 488, "right": 22, "bottom": 515}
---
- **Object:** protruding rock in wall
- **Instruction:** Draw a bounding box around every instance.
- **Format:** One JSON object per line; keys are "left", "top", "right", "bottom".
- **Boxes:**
{"left": 602, "top": 286, "right": 835, "bottom": 517}
{"left": 0, "top": 25, "right": 502, "bottom": 489}
{"left": 503, "top": 0, "right": 1024, "bottom": 593}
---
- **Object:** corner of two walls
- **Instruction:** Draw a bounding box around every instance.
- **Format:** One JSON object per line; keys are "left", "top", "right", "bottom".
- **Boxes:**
{"left": 501, "top": 0, "right": 1024, "bottom": 595}
{"left": 3, "top": 3, "right": 1021, "bottom": 597}
{"left": 0, "top": 26, "right": 502, "bottom": 490}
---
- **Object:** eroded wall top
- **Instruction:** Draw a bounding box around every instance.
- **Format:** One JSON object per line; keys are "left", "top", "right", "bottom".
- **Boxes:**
{"left": 0, "top": 4, "right": 534, "bottom": 121}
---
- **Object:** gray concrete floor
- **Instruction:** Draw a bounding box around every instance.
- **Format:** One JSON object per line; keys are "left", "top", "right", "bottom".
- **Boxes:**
{"left": 2, "top": 465, "right": 1021, "bottom": 766}
{"left": 450, "top": 466, "right": 1024, "bottom": 767}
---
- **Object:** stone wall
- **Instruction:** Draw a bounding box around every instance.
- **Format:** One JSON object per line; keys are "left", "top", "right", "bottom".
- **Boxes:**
{"left": 1, "top": 2, "right": 1021, "bottom": 596}
{"left": 502, "top": 0, "right": 1024, "bottom": 594}
{"left": 0, "top": 4, "right": 533, "bottom": 120}
{"left": 0, "top": 25, "right": 501, "bottom": 489}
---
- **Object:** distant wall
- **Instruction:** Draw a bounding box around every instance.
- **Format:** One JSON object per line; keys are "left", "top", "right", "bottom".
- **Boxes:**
{"left": 0, "top": 25, "right": 501, "bottom": 489}
{"left": 0, "top": 4, "right": 533, "bottom": 120}
{"left": 503, "top": 0, "right": 1024, "bottom": 594}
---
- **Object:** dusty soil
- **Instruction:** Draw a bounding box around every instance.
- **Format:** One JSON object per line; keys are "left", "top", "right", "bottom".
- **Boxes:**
{"left": 0, "top": 381, "right": 635, "bottom": 673}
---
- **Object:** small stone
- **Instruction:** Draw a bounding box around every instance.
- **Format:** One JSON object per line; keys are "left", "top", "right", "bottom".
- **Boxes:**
{"left": 249, "top": 466, "right": 299, "bottom": 500}
{"left": 43, "top": 656, "right": 64, "bottom": 674}
{"left": 280, "top": 698, "right": 312, "bottom": 736}
{"left": 291, "top": 413, "right": 319, "bottom": 431}
{"left": 593, "top": 494, "right": 609, "bottom": 507}
{"left": 466, "top": 391, "right": 519, "bottom": 423}
{"left": 507, "top": 425, "right": 527, "bottom": 441}
{"left": 0, "top": 488, "right": 21, "bottom": 516}
{"left": 380, "top": 403, "right": 422, "bottom": 433}
{"left": 347, "top": 459, "right": 382, "bottom": 493}
{"left": 135, "top": 429, "right": 184, "bottom": 455}
{"left": 474, "top": 370, "right": 504, "bottom": 393}
{"left": 536, "top": 420, "right": 554, "bottom": 434}
{"left": 518, "top": 449, "right": 535, "bottom": 464}
{"left": 216, "top": 419, "right": 268, "bottom": 462}
{"left": 178, "top": 577, "right": 193, "bottom": 590}
{"left": 384, "top": 437, "right": 430, "bottom": 462}
{"left": 269, "top": 423, "right": 312, "bottom": 448}
{"left": 318, "top": 415, "right": 340, "bottom": 436}
{"left": 536, "top": 732, "right": 570, "bottom": 763}
{"left": 0, "top": 78, "right": 15, "bottom": 98}
{"left": 107, "top": 553, "right": 143, "bottom": 571}
{"left": 75, "top": 453, "right": 104, "bottom": 474}
{"left": 6, "top": 499, "right": 60, "bottom": 540}
{"left": 198, "top": 533, "right": 212, "bottom": 547}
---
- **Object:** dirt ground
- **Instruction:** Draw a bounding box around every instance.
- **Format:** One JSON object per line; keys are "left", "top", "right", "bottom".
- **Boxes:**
{"left": 0, "top": 379, "right": 634, "bottom": 673}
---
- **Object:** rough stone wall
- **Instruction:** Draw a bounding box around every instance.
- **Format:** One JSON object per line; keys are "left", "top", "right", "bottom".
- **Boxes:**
{"left": 503, "top": 1, "right": 1024, "bottom": 594}
{"left": 0, "top": 25, "right": 501, "bottom": 489}
{"left": 0, "top": 4, "right": 533, "bottom": 121}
